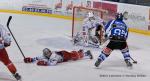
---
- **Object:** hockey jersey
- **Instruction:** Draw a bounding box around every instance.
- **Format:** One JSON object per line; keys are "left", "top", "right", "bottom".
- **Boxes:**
{"left": 105, "top": 19, "right": 128, "bottom": 41}
{"left": 83, "top": 17, "right": 104, "bottom": 30}
{"left": 33, "top": 51, "right": 63, "bottom": 66}
{"left": 0, "top": 24, "right": 11, "bottom": 49}
{"left": 73, "top": 16, "right": 104, "bottom": 47}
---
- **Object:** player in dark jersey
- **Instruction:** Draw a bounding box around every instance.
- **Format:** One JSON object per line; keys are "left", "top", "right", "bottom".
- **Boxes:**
{"left": 95, "top": 13, "right": 132, "bottom": 68}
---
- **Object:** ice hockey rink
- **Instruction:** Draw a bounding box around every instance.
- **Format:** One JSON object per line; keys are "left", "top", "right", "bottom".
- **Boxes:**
{"left": 0, "top": 12, "right": 150, "bottom": 81}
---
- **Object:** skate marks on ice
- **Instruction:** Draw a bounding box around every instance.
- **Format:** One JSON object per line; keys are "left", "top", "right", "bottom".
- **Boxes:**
{"left": 93, "top": 59, "right": 127, "bottom": 69}
{"left": 0, "top": 72, "right": 16, "bottom": 81}
{"left": 36, "top": 36, "right": 101, "bottom": 51}
{"left": 128, "top": 45, "right": 141, "bottom": 51}
{"left": 37, "top": 36, "right": 74, "bottom": 50}
{"left": 93, "top": 58, "right": 149, "bottom": 76}
{"left": 93, "top": 63, "right": 142, "bottom": 75}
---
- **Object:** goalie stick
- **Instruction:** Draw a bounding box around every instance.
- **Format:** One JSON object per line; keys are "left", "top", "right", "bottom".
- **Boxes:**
{"left": 6, "top": 16, "right": 26, "bottom": 59}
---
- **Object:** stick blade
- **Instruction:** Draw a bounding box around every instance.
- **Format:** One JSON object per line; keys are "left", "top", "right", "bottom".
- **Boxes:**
{"left": 133, "top": 61, "right": 137, "bottom": 64}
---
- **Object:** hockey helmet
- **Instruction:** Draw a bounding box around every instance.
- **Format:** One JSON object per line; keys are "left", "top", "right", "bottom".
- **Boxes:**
{"left": 88, "top": 12, "right": 95, "bottom": 20}
{"left": 43, "top": 48, "right": 52, "bottom": 58}
{"left": 123, "top": 11, "right": 128, "bottom": 20}
{"left": 88, "top": 12, "right": 94, "bottom": 18}
{"left": 115, "top": 13, "right": 123, "bottom": 21}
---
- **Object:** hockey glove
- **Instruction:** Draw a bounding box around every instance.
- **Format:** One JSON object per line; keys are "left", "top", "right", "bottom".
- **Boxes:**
{"left": 112, "top": 24, "right": 117, "bottom": 28}
{"left": 37, "top": 60, "right": 48, "bottom": 66}
{"left": 24, "top": 57, "right": 34, "bottom": 63}
{"left": 4, "top": 36, "right": 11, "bottom": 47}
{"left": 4, "top": 42, "right": 11, "bottom": 47}
{"left": 104, "top": 34, "right": 108, "bottom": 38}
{"left": 0, "top": 38, "right": 4, "bottom": 49}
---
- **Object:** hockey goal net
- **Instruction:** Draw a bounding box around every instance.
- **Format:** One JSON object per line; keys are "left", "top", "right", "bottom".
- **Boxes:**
{"left": 72, "top": 6, "right": 108, "bottom": 44}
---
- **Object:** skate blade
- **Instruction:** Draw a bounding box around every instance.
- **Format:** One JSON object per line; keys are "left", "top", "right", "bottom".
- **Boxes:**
{"left": 16, "top": 77, "right": 22, "bottom": 81}
{"left": 127, "top": 66, "right": 133, "bottom": 69}
{"left": 17, "top": 79, "right": 22, "bottom": 81}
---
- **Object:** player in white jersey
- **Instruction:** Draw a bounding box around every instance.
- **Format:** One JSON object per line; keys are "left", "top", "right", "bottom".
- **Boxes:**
{"left": 0, "top": 24, "right": 21, "bottom": 80}
{"left": 73, "top": 12, "right": 104, "bottom": 47}
{"left": 24, "top": 48, "right": 93, "bottom": 66}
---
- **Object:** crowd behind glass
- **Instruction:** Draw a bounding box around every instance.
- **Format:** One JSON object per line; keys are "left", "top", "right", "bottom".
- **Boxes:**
{"left": 103, "top": 0, "right": 150, "bottom": 6}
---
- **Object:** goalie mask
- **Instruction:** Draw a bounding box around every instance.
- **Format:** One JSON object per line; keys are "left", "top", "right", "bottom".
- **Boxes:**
{"left": 88, "top": 12, "right": 95, "bottom": 20}
{"left": 43, "top": 48, "right": 52, "bottom": 58}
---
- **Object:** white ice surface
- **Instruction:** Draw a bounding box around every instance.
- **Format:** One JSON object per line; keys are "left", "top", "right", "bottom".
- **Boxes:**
{"left": 0, "top": 13, "right": 150, "bottom": 81}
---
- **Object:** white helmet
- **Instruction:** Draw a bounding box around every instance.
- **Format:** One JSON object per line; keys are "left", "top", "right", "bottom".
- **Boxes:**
{"left": 88, "top": 12, "right": 95, "bottom": 21}
{"left": 88, "top": 12, "right": 94, "bottom": 18}
{"left": 43, "top": 48, "right": 52, "bottom": 58}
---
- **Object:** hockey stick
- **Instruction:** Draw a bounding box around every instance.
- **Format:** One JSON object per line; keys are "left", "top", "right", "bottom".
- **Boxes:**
{"left": 130, "top": 56, "right": 137, "bottom": 64}
{"left": 7, "top": 16, "right": 26, "bottom": 59}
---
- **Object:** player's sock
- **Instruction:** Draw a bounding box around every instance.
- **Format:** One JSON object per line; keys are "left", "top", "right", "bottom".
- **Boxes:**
{"left": 7, "top": 63, "right": 17, "bottom": 74}
{"left": 122, "top": 52, "right": 132, "bottom": 67}
{"left": 98, "top": 52, "right": 109, "bottom": 61}
{"left": 122, "top": 52, "right": 130, "bottom": 60}
{"left": 95, "top": 52, "right": 109, "bottom": 67}
{"left": 6, "top": 63, "right": 21, "bottom": 80}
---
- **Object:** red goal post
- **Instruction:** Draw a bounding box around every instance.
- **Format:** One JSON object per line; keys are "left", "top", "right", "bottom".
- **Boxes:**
{"left": 72, "top": 6, "right": 108, "bottom": 42}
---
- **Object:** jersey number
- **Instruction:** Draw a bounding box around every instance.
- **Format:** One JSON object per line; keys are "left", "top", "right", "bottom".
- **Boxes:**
{"left": 113, "top": 29, "right": 127, "bottom": 37}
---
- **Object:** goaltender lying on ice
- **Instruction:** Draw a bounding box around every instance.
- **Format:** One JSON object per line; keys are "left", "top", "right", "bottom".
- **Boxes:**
{"left": 24, "top": 48, "right": 93, "bottom": 66}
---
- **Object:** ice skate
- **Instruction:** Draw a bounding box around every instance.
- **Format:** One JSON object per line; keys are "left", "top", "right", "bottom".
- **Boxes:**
{"left": 13, "top": 73, "right": 22, "bottom": 81}
{"left": 73, "top": 37, "right": 78, "bottom": 45}
{"left": 86, "top": 50, "right": 93, "bottom": 59}
{"left": 95, "top": 59, "right": 102, "bottom": 67}
{"left": 125, "top": 59, "right": 132, "bottom": 67}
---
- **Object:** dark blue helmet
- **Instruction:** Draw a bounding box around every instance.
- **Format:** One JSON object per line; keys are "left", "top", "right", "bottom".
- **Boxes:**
{"left": 115, "top": 13, "right": 123, "bottom": 21}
